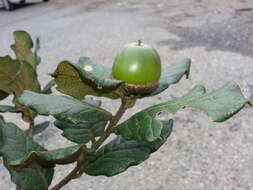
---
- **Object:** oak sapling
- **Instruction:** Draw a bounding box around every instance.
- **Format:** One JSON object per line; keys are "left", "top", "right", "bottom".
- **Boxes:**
{"left": 0, "top": 31, "right": 251, "bottom": 190}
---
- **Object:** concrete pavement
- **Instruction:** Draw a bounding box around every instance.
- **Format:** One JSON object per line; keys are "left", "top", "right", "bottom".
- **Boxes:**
{"left": 0, "top": 0, "right": 253, "bottom": 189}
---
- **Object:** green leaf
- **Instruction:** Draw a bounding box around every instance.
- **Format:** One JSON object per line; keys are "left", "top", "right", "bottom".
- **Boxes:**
{"left": 54, "top": 120, "right": 107, "bottom": 144}
{"left": 0, "top": 120, "right": 54, "bottom": 190}
{"left": 51, "top": 57, "right": 124, "bottom": 99}
{"left": 160, "top": 58, "right": 191, "bottom": 84}
{"left": 0, "top": 90, "right": 9, "bottom": 101}
{"left": 33, "top": 121, "right": 50, "bottom": 135}
{"left": 42, "top": 79, "right": 55, "bottom": 94}
{"left": 116, "top": 82, "right": 250, "bottom": 142}
{"left": 11, "top": 31, "right": 40, "bottom": 68}
{"left": 10, "top": 144, "right": 85, "bottom": 171}
{"left": 0, "top": 105, "right": 20, "bottom": 113}
{"left": 18, "top": 91, "right": 112, "bottom": 124}
{"left": 82, "top": 120, "right": 173, "bottom": 176}
{"left": 138, "top": 58, "right": 191, "bottom": 98}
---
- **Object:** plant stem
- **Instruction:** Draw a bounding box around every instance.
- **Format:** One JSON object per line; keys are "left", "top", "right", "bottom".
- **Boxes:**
{"left": 27, "top": 120, "right": 35, "bottom": 137}
{"left": 50, "top": 97, "right": 131, "bottom": 190}
{"left": 92, "top": 97, "right": 129, "bottom": 150}
{"left": 50, "top": 162, "right": 83, "bottom": 190}
{"left": 16, "top": 186, "right": 21, "bottom": 190}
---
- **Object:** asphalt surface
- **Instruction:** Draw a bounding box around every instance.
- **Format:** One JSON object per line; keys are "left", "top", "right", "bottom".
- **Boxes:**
{"left": 0, "top": 0, "right": 253, "bottom": 189}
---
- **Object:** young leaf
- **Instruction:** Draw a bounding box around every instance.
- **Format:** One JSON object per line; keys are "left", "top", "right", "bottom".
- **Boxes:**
{"left": 51, "top": 57, "right": 124, "bottom": 99}
{"left": 33, "top": 121, "right": 50, "bottom": 135}
{"left": 0, "top": 120, "right": 54, "bottom": 190}
{"left": 0, "top": 90, "right": 9, "bottom": 101}
{"left": 10, "top": 144, "right": 85, "bottom": 171}
{"left": 0, "top": 105, "right": 20, "bottom": 113}
{"left": 82, "top": 120, "right": 173, "bottom": 176}
{"left": 42, "top": 79, "right": 55, "bottom": 94}
{"left": 116, "top": 82, "right": 250, "bottom": 142}
{"left": 54, "top": 120, "right": 107, "bottom": 144}
{"left": 137, "top": 58, "right": 191, "bottom": 98}
{"left": 18, "top": 91, "right": 112, "bottom": 124}
{"left": 11, "top": 31, "right": 41, "bottom": 68}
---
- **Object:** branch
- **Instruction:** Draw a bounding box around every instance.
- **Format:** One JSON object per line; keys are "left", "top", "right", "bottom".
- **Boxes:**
{"left": 27, "top": 120, "right": 35, "bottom": 138}
{"left": 92, "top": 97, "right": 130, "bottom": 150}
{"left": 50, "top": 162, "right": 83, "bottom": 190}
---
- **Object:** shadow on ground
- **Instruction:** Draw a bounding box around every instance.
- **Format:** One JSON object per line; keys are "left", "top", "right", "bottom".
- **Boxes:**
{"left": 158, "top": 20, "right": 253, "bottom": 57}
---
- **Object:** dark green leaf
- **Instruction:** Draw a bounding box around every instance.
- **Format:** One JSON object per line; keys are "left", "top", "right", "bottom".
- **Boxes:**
{"left": 0, "top": 105, "right": 20, "bottom": 113}
{"left": 51, "top": 57, "right": 124, "bottom": 99}
{"left": 11, "top": 31, "right": 40, "bottom": 68}
{"left": 10, "top": 144, "right": 85, "bottom": 171}
{"left": 0, "top": 120, "right": 54, "bottom": 190}
{"left": 138, "top": 58, "right": 191, "bottom": 98}
{"left": 116, "top": 82, "right": 250, "bottom": 142}
{"left": 33, "top": 121, "right": 50, "bottom": 135}
{"left": 82, "top": 120, "right": 173, "bottom": 176}
{"left": 18, "top": 91, "right": 112, "bottom": 124}
{"left": 0, "top": 90, "right": 9, "bottom": 101}
{"left": 54, "top": 120, "right": 107, "bottom": 144}
{"left": 42, "top": 79, "right": 55, "bottom": 94}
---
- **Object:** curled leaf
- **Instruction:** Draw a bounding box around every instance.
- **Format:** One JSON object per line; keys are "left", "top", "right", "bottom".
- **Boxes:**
{"left": 51, "top": 57, "right": 124, "bottom": 99}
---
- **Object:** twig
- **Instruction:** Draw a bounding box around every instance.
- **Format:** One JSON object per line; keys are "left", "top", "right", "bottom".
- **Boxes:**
{"left": 27, "top": 120, "right": 35, "bottom": 137}
{"left": 50, "top": 162, "right": 83, "bottom": 190}
{"left": 92, "top": 97, "right": 129, "bottom": 150}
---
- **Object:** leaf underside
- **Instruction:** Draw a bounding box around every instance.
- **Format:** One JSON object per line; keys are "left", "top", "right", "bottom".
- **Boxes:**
{"left": 82, "top": 120, "right": 173, "bottom": 177}
{"left": 52, "top": 57, "right": 124, "bottom": 99}
{"left": 0, "top": 120, "right": 53, "bottom": 190}
{"left": 18, "top": 90, "right": 112, "bottom": 124}
{"left": 116, "top": 82, "right": 250, "bottom": 142}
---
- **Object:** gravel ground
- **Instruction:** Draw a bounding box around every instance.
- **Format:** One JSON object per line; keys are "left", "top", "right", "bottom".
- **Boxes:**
{"left": 0, "top": 0, "right": 253, "bottom": 189}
